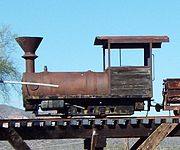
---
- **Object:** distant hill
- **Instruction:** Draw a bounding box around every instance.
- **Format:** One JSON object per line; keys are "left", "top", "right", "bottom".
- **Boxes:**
{"left": 0, "top": 104, "right": 33, "bottom": 119}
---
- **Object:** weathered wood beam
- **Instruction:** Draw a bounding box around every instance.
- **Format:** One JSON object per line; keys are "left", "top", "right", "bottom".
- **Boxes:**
{"left": 90, "top": 128, "right": 106, "bottom": 150}
{"left": 84, "top": 138, "right": 91, "bottom": 150}
{"left": 130, "top": 137, "right": 147, "bottom": 150}
{"left": 0, "top": 117, "right": 180, "bottom": 141}
{"left": 136, "top": 123, "right": 178, "bottom": 150}
{"left": 5, "top": 127, "right": 31, "bottom": 150}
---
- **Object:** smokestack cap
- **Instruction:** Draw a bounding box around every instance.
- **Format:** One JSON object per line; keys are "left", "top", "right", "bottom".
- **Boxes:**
{"left": 16, "top": 37, "right": 43, "bottom": 57}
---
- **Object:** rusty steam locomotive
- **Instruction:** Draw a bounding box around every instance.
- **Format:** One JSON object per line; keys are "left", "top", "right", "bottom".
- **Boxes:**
{"left": 15, "top": 36, "right": 180, "bottom": 116}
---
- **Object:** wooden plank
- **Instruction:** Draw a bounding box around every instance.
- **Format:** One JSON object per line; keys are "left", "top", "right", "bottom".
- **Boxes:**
{"left": 110, "top": 67, "right": 150, "bottom": 72}
{"left": 91, "top": 129, "right": 96, "bottom": 150}
{"left": 111, "top": 88, "right": 151, "bottom": 96}
{"left": 110, "top": 67, "right": 152, "bottom": 97}
{"left": 111, "top": 78, "right": 151, "bottom": 84}
{"left": 111, "top": 73, "right": 150, "bottom": 78}
{"left": 91, "top": 128, "right": 106, "bottom": 150}
{"left": 136, "top": 123, "right": 178, "bottom": 150}
{"left": 111, "top": 73, "right": 150, "bottom": 80}
{"left": 112, "top": 73, "right": 150, "bottom": 77}
{"left": 84, "top": 138, "right": 91, "bottom": 150}
{"left": 111, "top": 84, "right": 151, "bottom": 89}
{"left": 130, "top": 137, "right": 147, "bottom": 150}
{"left": 5, "top": 127, "right": 31, "bottom": 150}
{"left": 111, "top": 72, "right": 150, "bottom": 76}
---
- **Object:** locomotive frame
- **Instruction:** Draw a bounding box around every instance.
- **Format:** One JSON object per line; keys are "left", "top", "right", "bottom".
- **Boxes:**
{"left": 16, "top": 36, "right": 169, "bottom": 116}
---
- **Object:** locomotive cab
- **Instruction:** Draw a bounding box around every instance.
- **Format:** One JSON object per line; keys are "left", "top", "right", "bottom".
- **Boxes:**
{"left": 16, "top": 36, "right": 169, "bottom": 116}
{"left": 94, "top": 36, "right": 169, "bottom": 113}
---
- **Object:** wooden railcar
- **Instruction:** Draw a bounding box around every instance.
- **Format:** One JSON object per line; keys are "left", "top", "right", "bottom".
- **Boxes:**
{"left": 162, "top": 79, "right": 180, "bottom": 115}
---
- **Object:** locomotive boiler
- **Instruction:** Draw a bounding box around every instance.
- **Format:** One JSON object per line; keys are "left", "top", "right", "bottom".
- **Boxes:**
{"left": 16, "top": 36, "right": 169, "bottom": 116}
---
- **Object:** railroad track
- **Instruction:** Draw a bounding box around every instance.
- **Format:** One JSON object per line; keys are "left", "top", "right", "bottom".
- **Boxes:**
{"left": 0, "top": 115, "right": 180, "bottom": 150}
{"left": 0, "top": 115, "right": 180, "bottom": 128}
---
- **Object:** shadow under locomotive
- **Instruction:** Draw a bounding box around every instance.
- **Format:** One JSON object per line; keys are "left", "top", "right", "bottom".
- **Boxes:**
{"left": 16, "top": 36, "right": 169, "bottom": 117}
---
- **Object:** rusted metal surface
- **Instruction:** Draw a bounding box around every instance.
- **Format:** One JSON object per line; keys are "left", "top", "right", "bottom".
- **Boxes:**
{"left": 163, "top": 79, "right": 180, "bottom": 112}
{"left": 16, "top": 37, "right": 43, "bottom": 73}
{"left": 15, "top": 36, "right": 170, "bottom": 114}
{"left": 164, "top": 79, "right": 180, "bottom": 90}
{"left": 94, "top": 36, "right": 169, "bottom": 49}
{"left": 22, "top": 71, "right": 109, "bottom": 97}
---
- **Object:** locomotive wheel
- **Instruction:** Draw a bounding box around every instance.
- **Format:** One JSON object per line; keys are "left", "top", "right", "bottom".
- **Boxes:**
{"left": 173, "top": 110, "right": 180, "bottom": 116}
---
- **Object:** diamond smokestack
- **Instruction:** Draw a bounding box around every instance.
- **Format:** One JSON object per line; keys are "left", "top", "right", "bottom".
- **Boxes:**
{"left": 16, "top": 37, "right": 43, "bottom": 73}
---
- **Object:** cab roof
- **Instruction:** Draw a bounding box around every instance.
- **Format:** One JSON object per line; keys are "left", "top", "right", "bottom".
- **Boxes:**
{"left": 94, "top": 36, "right": 169, "bottom": 49}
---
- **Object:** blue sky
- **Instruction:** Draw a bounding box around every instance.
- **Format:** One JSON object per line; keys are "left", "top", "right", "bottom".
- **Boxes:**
{"left": 1, "top": 1, "right": 180, "bottom": 115}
